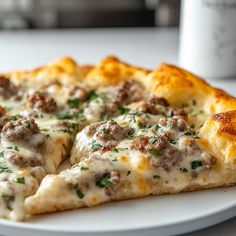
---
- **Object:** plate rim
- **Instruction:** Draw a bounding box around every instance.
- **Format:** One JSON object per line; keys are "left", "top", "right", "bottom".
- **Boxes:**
{"left": 0, "top": 193, "right": 236, "bottom": 234}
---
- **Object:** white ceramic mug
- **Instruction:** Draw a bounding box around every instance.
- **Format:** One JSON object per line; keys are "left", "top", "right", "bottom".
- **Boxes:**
{"left": 179, "top": 0, "right": 236, "bottom": 78}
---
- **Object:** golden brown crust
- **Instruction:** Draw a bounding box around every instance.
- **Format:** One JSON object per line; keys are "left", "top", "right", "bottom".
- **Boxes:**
{"left": 200, "top": 110, "right": 236, "bottom": 172}
{"left": 5, "top": 56, "right": 93, "bottom": 87}
{"left": 85, "top": 56, "right": 151, "bottom": 87}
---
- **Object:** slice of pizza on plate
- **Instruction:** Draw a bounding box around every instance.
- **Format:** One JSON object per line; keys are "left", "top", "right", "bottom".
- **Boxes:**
{"left": 1, "top": 56, "right": 236, "bottom": 221}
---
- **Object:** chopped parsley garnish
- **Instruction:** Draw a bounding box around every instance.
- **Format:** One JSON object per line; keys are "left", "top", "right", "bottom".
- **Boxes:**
{"left": 90, "top": 140, "right": 102, "bottom": 151}
{"left": 96, "top": 177, "right": 112, "bottom": 188}
{"left": 185, "top": 130, "right": 196, "bottom": 136}
{"left": 127, "top": 128, "right": 135, "bottom": 140}
{"left": 129, "top": 112, "right": 139, "bottom": 123}
{"left": 102, "top": 128, "right": 107, "bottom": 134}
{"left": 189, "top": 124, "right": 195, "bottom": 129}
{"left": 67, "top": 98, "right": 79, "bottom": 108}
{"left": 191, "top": 160, "right": 203, "bottom": 170}
{"left": 148, "top": 149, "right": 160, "bottom": 157}
{"left": 117, "top": 104, "right": 130, "bottom": 114}
{"left": 127, "top": 170, "right": 131, "bottom": 176}
{"left": 151, "top": 136, "right": 158, "bottom": 144}
{"left": 153, "top": 175, "right": 161, "bottom": 179}
{"left": 57, "top": 113, "right": 72, "bottom": 120}
{"left": 155, "top": 124, "right": 161, "bottom": 130}
{"left": 57, "top": 128, "right": 72, "bottom": 134}
{"left": 168, "top": 139, "right": 177, "bottom": 145}
{"left": 127, "top": 135, "right": 135, "bottom": 140}
{"left": 87, "top": 91, "right": 99, "bottom": 100}
{"left": 185, "top": 124, "right": 196, "bottom": 136}
{"left": 111, "top": 147, "right": 119, "bottom": 153}
{"left": 81, "top": 166, "right": 89, "bottom": 171}
{"left": 7, "top": 146, "right": 20, "bottom": 151}
{"left": 11, "top": 114, "right": 23, "bottom": 120}
{"left": 73, "top": 111, "right": 86, "bottom": 121}
{"left": 112, "top": 157, "right": 118, "bottom": 162}
{"left": 74, "top": 185, "right": 84, "bottom": 199}
{"left": 181, "top": 102, "right": 188, "bottom": 108}
{"left": 192, "top": 100, "right": 197, "bottom": 106}
{"left": 70, "top": 122, "right": 78, "bottom": 130}
{"left": 0, "top": 165, "right": 12, "bottom": 174}
{"left": 16, "top": 177, "right": 25, "bottom": 184}
{"left": 0, "top": 151, "right": 4, "bottom": 158}
{"left": 180, "top": 168, "right": 188, "bottom": 173}
{"left": 1, "top": 193, "right": 13, "bottom": 200}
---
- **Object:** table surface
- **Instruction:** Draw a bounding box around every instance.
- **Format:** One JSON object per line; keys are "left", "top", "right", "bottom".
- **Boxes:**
{"left": 0, "top": 27, "right": 236, "bottom": 236}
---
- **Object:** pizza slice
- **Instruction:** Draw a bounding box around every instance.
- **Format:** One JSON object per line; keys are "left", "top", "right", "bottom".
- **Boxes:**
{"left": 2, "top": 55, "right": 236, "bottom": 221}
{"left": 24, "top": 94, "right": 221, "bottom": 216}
{"left": 0, "top": 61, "right": 85, "bottom": 220}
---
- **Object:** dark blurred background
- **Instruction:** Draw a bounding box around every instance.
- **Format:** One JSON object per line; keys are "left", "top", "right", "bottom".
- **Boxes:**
{"left": 0, "top": 0, "right": 180, "bottom": 29}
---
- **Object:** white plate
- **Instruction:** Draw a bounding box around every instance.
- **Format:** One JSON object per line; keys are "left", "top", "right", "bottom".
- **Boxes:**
{"left": 1, "top": 186, "right": 236, "bottom": 236}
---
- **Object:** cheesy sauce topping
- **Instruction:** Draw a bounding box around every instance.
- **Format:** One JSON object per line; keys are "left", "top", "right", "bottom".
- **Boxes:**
{"left": 0, "top": 75, "right": 218, "bottom": 221}
{"left": 24, "top": 94, "right": 218, "bottom": 216}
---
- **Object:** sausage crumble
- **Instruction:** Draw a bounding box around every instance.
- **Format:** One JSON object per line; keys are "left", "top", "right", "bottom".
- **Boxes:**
{"left": 27, "top": 93, "right": 57, "bottom": 112}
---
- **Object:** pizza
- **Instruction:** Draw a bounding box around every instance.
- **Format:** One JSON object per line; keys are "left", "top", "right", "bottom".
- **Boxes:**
{"left": 0, "top": 56, "right": 236, "bottom": 221}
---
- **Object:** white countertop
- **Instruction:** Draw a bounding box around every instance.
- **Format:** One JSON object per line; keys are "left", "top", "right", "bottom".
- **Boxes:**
{"left": 0, "top": 28, "right": 236, "bottom": 236}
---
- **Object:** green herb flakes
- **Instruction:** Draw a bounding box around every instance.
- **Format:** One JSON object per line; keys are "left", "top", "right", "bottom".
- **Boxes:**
{"left": 111, "top": 147, "right": 119, "bottom": 153}
{"left": 80, "top": 167, "right": 89, "bottom": 171}
{"left": 189, "top": 124, "right": 195, "bottom": 129}
{"left": 91, "top": 140, "right": 102, "bottom": 151}
{"left": 87, "top": 91, "right": 99, "bottom": 100}
{"left": 185, "top": 130, "right": 196, "bottom": 136}
{"left": 1, "top": 193, "right": 13, "bottom": 200}
{"left": 180, "top": 168, "right": 188, "bottom": 173}
{"left": 67, "top": 98, "right": 79, "bottom": 108}
{"left": 151, "top": 136, "right": 158, "bottom": 144}
{"left": 0, "top": 165, "right": 12, "bottom": 174}
{"left": 117, "top": 104, "right": 130, "bottom": 114}
{"left": 57, "top": 113, "right": 72, "bottom": 120}
{"left": 191, "top": 160, "right": 203, "bottom": 170}
{"left": 96, "top": 177, "right": 112, "bottom": 188}
{"left": 16, "top": 177, "right": 25, "bottom": 184}
{"left": 74, "top": 185, "right": 84, "bottom": 199}
{"left": 153, "top": 175, "right": 161, "bottom": 179}
{"left": 102, "top": 128, "right": 107, "bottom": 134}
{"left": 148, "top": 149, "right": 160, "bottom": 157}
{"left": 181, "top": 102, "right": 188, "bottom": 108}
{"left": 168, "top": 139, "right": 177, "bottom": 145}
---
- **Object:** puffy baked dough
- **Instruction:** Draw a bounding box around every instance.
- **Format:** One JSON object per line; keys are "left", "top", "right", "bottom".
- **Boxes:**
{"left": 200, "top": 111, "right": 236, "bottom": 171}
{"left": 85, "top": 56, "right": 151, "bottom": 86}
{"left": 6, "top": 56, "right": 93, "bottom": 87}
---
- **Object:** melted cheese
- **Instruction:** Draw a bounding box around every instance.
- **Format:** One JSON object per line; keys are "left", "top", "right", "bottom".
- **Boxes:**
{"left": 25, "top": 102, "right": 219, "bottom": 216}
